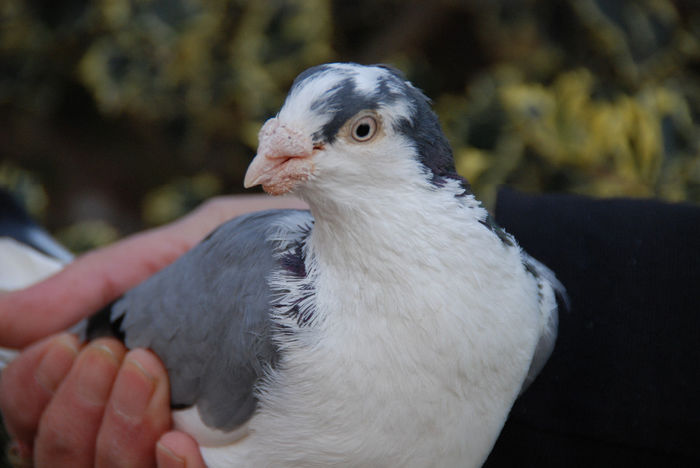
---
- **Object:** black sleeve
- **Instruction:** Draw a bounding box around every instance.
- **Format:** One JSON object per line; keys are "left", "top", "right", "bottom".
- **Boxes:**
{"left": 484, "top": 187, "right": 700, "bottom": 468}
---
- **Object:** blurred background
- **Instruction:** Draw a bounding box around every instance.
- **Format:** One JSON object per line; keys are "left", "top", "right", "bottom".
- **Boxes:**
{"left": 2, "top": 0, "right": 700, "bottom": 252}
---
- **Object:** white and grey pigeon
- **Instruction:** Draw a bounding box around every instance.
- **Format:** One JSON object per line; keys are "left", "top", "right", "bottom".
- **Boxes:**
{"left": 0, "top": 190, "right": 72, "bottom": 293}
{"left": 6, "top": 63, "right": 565, "bottom": 468}
{"left": 0, "top": 190, "right": 74, "bottom": 365}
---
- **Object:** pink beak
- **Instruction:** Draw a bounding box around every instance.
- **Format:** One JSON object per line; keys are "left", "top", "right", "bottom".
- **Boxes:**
{"left": 244, "top": 118, "right": 315, "bottom": 195}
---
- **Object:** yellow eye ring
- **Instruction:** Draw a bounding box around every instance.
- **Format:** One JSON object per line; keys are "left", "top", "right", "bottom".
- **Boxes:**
{"left": 351, "top": 116, "right": 378, "bottom": 142}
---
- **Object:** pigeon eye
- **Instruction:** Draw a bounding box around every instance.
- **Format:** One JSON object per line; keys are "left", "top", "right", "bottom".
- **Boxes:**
{"left": 351, "top": 116, "right": 377, "bottom": 142}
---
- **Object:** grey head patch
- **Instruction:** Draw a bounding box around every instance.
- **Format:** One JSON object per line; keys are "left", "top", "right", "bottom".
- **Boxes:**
{"left": 290, "top": 63, "right": 472, "bottom": 193}
{"left": 389, "top": 72, "right": 469, "bottom": 191}
{"left": 105, "top": 209, "right": 314, "bottom": 432}
{"left": 308, "top": 73, "right": 402, "bottom": 144}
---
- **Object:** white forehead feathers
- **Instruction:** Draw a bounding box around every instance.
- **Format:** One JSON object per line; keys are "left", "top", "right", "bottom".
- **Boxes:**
{"left": 278, "top": 64, "right": 417, "bottom": 140}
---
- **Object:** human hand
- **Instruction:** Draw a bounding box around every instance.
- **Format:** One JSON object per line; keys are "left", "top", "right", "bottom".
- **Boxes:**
{"left": 0, "top": 195, "right": 307, "bottom": 467}
{"left": 1, "top": 335, "right": 201, "bottom": 467}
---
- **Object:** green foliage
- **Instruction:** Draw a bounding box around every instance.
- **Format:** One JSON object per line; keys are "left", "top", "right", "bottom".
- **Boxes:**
{"left": 142, "top": 172, "right": 223, "bottom": 226}
{"left": 0, "top": 163, "right": 48, "bottom": 220}
{"left": 55, "top": 219, "right": 120, "bottom": 253}
{"left": 1, "top": 0, "right": 332, "bottom": 146}
{"left": 436, "top": 0, "right": 700, "bottom": 207}
{"left": 78, "top": 0, "right": 332, "bottom": 138}
{"left": 1, "top": 0, "right": 334, "bottom": 250}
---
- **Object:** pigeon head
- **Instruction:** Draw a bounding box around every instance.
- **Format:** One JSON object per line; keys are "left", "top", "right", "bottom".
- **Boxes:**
{"left": 244, "top": 63, "right": 462, "bottom": 200}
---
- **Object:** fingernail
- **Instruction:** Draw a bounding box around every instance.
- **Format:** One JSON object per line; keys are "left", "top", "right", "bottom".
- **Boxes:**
{"left": 90, "top": 342, "right": 120, "bottom": 365}
{"left": 111, "top": 354, "right": 156, "bottom": 421}
{"left": 76, "top": 342, "right": 120, "bottom": 405}
{"left": 35, "top": 334, "right": 78, "bottom": 394}
{"left": 157, "top": 441, "right": 185, "bottom": 468}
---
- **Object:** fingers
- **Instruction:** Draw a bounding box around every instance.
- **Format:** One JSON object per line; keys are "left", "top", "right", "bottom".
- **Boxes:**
{"left": 34, "top": 338, "right": 127, "bottom": 467}
{"left": 157, "top": 432, "right": 208, "bottom": 468}
{"left": 0, "top": 333, "right": 79, "bottom": 447}
{"left": 3, "top": 338, "right": 178, "bottom": 468}
{"left": 95, "top": 349, "right": 171, "bottom": 468}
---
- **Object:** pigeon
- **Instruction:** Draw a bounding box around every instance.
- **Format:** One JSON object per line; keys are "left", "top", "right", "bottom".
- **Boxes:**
{"left": 9, "top": 63, "right": 566, "bottom": 467}
{"left": 0, "top": 189, "right": 72, "bottom": 294}
{"left": 0, "top": 189, "right": 73, "bottom": 366}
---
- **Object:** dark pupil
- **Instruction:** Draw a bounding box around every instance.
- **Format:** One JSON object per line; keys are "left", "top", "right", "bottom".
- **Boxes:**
{"left": 355, "top": 123, "right": 371, "bottom": 138}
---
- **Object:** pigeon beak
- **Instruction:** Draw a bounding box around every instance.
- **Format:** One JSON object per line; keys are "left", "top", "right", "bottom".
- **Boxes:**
{"left": 244, "top": 118, "right": 315, "bottom": 195}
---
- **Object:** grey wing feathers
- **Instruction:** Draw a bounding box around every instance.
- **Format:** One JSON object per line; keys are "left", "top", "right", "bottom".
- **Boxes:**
{"left": 110, "top": 209, "right": 313, "bottom": 431}
{"left": 520, "top": 253, "right": 567, "bottom": 394}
